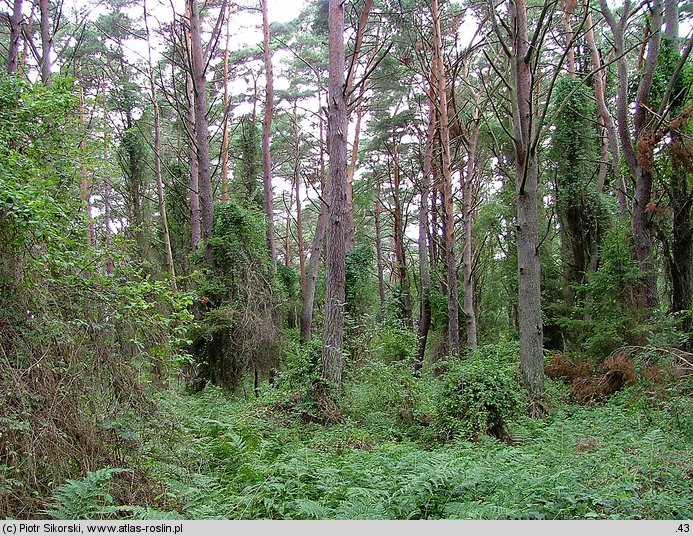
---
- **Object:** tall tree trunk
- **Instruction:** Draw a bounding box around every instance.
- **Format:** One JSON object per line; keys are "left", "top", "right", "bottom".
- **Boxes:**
{"left": 284, "top": 189, "right": 293, "bottom": 267}
{"left": 189, "top": 0, "right": 214, "bottom": 266}
{"left": 321, "top": 0, "right": 348, "bottom": 395}
{"left": 462, "top": 108, "right": 480, "bottom": 350}
{"left": 631, "top": 0, "right": 662, "bottom": 309}
{"left": 299, "top": 93, "right": 327, "bottom": 345}
{"left": 184, "top": 4, "right": 201, "bottom": 250}
{"left": 187, "top": 77, "right": 201, "bottom": 251}
{"left": 416, "top": 96, "right": 435, "bottom": 371}
{"left": 392, "top": 136, "right": 413, "bottom": 326}
{"left": 7, "top": 0, "right": 23, "bottom": 74}
{"left": 663, "top": 0, "right": 678, "bottom": 43}
{"left": 431, "top": 0, "right": 459, "bottom": 355}
{"left": 101, "top": 83, "right": 114, "bottom": 274}
{"left": 511, "top": 0, "right": 544, "bottom": 400}
{"left": 39, "top": 0, "right": 51, "bottom": 84}
{"left": 374, "top": 177, "right": 386, "bottom": 314}
{"left": 261, "top": 0, "right": 277, "bottom": 273}
{"left": 220, "top": 6, "right": 231, "bottom": 203}
{"left": 293, "top": 104, "right": 306, "bottom": 294}
{"left": 144, "top": 4, "right": 176, "bottom": 289}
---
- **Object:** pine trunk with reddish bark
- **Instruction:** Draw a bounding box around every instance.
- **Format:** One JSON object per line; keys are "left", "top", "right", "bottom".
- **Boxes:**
{"left": 321, "top": 0, "right": 348, "bottom": 395}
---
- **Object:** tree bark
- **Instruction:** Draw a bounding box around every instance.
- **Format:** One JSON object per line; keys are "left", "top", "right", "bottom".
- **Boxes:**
{"left": 511, "top": 0, "right": 544, "bottom": 399}
{"left": 431, "top": 0, "right": 459, "bottom": 355}
{"left": 345, "top": 101, "right": 364, "bottom": 253}
{"left": 188, "top": 0, "right": 214, "bottom": 266}
{"left": 39, "top": 0, "right": 51, "bottom": 84}
{"left": 7, "top": 0, "right": 23, "bottom": 74}
{"left": 261, "top": 0, "right": 277, "bottom": 274}
{"left": 321, "top": 0, "right": 348, "bottom": 393}
{"left": 416, "top": 95, "right": 435, "bottom": 371}
{"left": 632, "top": 0, "right": 662, "bottom": 309}
{"left": 562, "top": 0, "right": 575, "bottom": 75}
{"left": 184, "top": 3, "right": 201, "bottom": 250}
{"left": 284, "top": 189, "right": 293, "bottom": 267}
{"left": 663, "top": 0, "right": 678, "bottom": 43}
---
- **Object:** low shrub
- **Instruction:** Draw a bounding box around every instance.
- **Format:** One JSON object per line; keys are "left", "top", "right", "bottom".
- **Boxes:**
{"left": 434, "top": 343, "right": 522, "bottom": 441}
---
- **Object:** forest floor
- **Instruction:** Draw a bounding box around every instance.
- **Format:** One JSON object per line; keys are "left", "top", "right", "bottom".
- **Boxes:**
{"left": 100, "top": 369, "right": 693, "bottom": 520}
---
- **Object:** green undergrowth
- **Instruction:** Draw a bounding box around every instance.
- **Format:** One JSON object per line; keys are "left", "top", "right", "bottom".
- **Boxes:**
{"left": 68, "top": 367, "right": 693, "bottom": 520}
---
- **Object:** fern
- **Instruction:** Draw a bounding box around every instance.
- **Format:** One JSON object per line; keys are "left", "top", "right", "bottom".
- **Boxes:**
{"left": 45, "top": 468, "right": 130, "bottom": 520}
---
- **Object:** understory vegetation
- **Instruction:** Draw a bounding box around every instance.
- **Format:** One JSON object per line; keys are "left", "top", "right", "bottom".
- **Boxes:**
{"left": 42, "top": 348, "right": 693, "bottom": 520}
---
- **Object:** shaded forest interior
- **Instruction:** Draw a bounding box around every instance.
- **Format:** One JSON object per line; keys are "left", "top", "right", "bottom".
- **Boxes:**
{"left": 1, "top": 0, "right": 692, "bottom": 520}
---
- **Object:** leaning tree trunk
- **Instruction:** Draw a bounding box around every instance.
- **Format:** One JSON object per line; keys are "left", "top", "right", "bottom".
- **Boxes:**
{"left": 188, "top": 0, "right": 214, "bottom": 266}
{"left": 431, "top": 0, "right": 459, "bottom": 355}
{"left": 343, "top": 0, "right": 374, "bottom": 253}
{"left": 321, "top": 0, "right": 348, "bottom": 398}
{"left": 299, "top": 187, "right": 328, "bottom": 345}
{"left": 299, "top": 93, "right": 328, "bottom": 345}
{"left": 144, "top": 4, "right": 176, "bottom": 289}
{"left": 511, "top": 0, "right": 544, "bottom": 400}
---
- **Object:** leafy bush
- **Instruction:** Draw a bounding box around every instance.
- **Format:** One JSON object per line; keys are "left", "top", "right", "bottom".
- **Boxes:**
{"left": 434, "top": 343, "right": 522, "bottom": 441}
{"left": 267, "top": 338, "right": 325, "bottom": 421}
